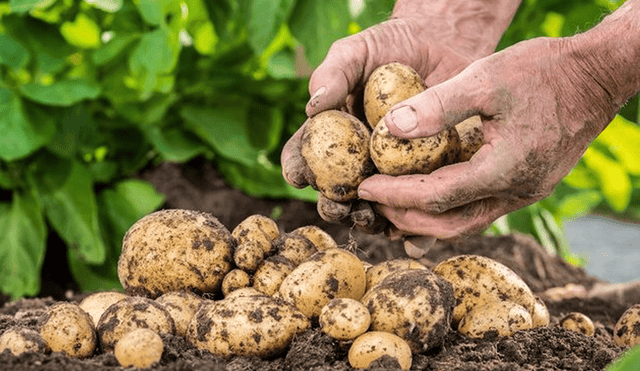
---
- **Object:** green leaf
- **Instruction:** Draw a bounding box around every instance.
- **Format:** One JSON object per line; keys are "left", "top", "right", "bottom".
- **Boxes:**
{"left": 556, "top": 190, "right": 603, "bottom": 220}
{"left": 289, "top": 0, "right": 351, "bottom": 67}
{"left": 355, "top": 0, "right": 395, "bottom": 29}
{"left": 9, "top": 0, "right": 55, "bottom": 13}
{"left": 134, "top": 0, "right": 167, "bottom": 26}
{"left": 192, "top": 22, "right": 218, "bottom": 55}
{"left": 19, "top": 79, "right": 101, "bottom": 106}
{"left": 0, "top": 34, "right": 30, "bottom": 70}
{"left": 583, "top": 146, "right": 632, "bottom": 212}
{"left": 267, "top": 48, "right": 296, "bottom": 79}
{"left": 0, "top": 190, "right": 46, "bottom": 299}
{"left": 0, "top": 88, "right": 55, "bottom": 161}
{"left": 607, "top": 341, "right": 640, "bottom": 371}
{"left": 595, "top": 115, "right": 640, "bottom": 175}
{"left": 144, "top": 126, "right": 209, "bottom": 163}
{"left": 247, "top": 104, "right": 284, "bottom": 153}
{"left": 60, "top": 13, "right": 102, "bottom": 49}
{"left": 128, "top": 28, "right": 179, "bottom": 96}
{"left": 562, "top": 163, "right": 598, "bottom": 189}
{"left": 47, "top": 105, "right": 96, "bottom": 158}
{"left": 245, "top": 0, "right": 296, "bottom": 54}
{"left": 86, "top": 0, "right": 123, "bottom": 13}
{"left": 92, "top": 33, "right": 140, "bottom": 65}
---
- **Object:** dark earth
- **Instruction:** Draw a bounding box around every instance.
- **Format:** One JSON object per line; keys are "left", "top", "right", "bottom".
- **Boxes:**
{"left": 1, "top": 159, "right": 638, "bottom": 370}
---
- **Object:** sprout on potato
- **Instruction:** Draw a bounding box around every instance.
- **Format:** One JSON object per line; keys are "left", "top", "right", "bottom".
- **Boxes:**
{"left": 348, "top": 331, "right": 412, "bottom": 370}
{"left": 114, "top": 328, "right": 163, "bottom": 368}
{"left": 39, "top": 302, "right": 96, "bottom": 358}
{"left": 319, "top": 298, "right": 371, "bottom": 341}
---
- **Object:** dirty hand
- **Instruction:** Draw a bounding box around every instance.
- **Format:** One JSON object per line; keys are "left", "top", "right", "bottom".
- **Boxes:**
{"left": 358, "top": 6, "right": 640, "bottom": 240}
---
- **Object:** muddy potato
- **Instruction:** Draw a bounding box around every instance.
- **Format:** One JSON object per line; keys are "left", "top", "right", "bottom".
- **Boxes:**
{"left": 155, "top": 291, "right": 203, "bottom": 338}
{"left": 39, "top": 302, "right": 96, "bottom": 358}
{"left": 253, "top": 255, "right": 295, "bottom": 296}
{"left": 455, "top": 116, "right": 484, "bottom": 162}
{"left": 458, "top": 301, "right": 533, "bottom": 338}
{"left": 97, "top": 296, "right": 175, "bottom": 352}
{"left": 0, "top": 328, "right": 48, "bottom": 355}
{"left": 614, "top": 304, "right": 640, "bottom": 347}
{"left": 363, "top": 62, "right": 425, "bottom": 129}
{"left": 274, "top": 233, "right": 318, "bottom": 266}
{"left": 365, "top": 258, "right": 427, "bottom": 292}
{"left": 300, "top": 110, "right": 376, "bottom": 202}
{"left": 187, "top": 295, "right": 309, "bottom": 357}
{"left": 279, "top": 248, "right": 366, "bottom": 319}
{"left": 118, "top": 209, "right": 235, "bottom": 298}
{"left": 531, "top": 296, "right": 550, "bottom": 327}
{"left": 114, "top": 328, "right": 163, "bottom": 368}
{"left": 291, "top": 225, "right": 338, "bottom": 251}
{"left": 224, "top": 287, "right": 266, "bottom": 299}
{"left": 361, "top": 269, "right": 454, "bottom": 352}
{"left": 348, "top": 331, "right": 412, "bottom": 370}
{"left": 221, "top": 269, "right": 252, "bottom": 297}
{"left": 433, "top": 255, "right": 537, "bottom": 324}
{"left": 560, "top": 312, "right": 595, "bottom": 337}
{"left": 232, "top": 214, "right": 279, "bottom": 256}
{"left": 79, "top": 291, "right": 128, "bottom": 327}
{"left": 319, "top": 298, "right": 371, "bottom": 341}
{"left": 233, "top": 240, "right": 265, "bottom": 272}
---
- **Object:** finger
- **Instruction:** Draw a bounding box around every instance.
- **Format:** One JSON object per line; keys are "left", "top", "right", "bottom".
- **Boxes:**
{"left": 350, "top": 200, "right": 388, "bottom": 234}
{"left": 317, "top": 194, "right": 351, "bottom": 223}
{"left": 281, "top": 122, "right": 309, "bottom": 188}
{"left": 403, "top": 235, "right": 437, "bottom": 259}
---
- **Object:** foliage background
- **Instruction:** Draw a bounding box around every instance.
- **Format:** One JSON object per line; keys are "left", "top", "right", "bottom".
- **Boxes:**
{"left": 0, "top": 0, "right": 638, "bottom": 299}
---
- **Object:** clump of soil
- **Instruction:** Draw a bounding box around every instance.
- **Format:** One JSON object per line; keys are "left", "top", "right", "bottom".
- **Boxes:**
{"left": 0, "top": 160, "right": 634, "bottom": 370}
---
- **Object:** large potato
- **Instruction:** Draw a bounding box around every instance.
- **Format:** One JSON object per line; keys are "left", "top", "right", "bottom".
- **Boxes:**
{"left": 187, "top": 295, "right": 309, "bottom": 357}
{"left": 300, "top": 110, "right": 376, "bottom": 202}
{"left": 365, "top": 258, "right": 427, "bottom": 292}
{"left": 118, "top": 209, "right": 235, "bottom": 298}
{"left": 39, "top": 302, "right": 96, "bottom": 358}
{"left": 361, "top": 269, "right": 454, "bottom": 352}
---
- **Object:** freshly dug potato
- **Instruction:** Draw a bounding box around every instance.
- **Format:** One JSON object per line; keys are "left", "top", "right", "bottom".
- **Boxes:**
{"left": 300, "top": 110, "right": 376, "bottom": 202}
{"left": 279, "top": 248, "right": 366, "bottom": 319}
{"left": 39, "top": 302, "right": 96, "bottom": 358}
{"left": 319, "top": 298, "right": 371, "bottom": 341}
{"left": 455, "top": 116, "right": 484, "bottom": 162}
{"left": 433, "top": 255, "right": 537, "bottom": 324}
{"left": 291, "top": 225, "right": 338, "bottom": 251}
{"left": 614, "top": 304, "right": 640, "bottom": 347}
{"left": 155, "top": 290, "right": 203, "bottom": 338}
{"left": 274, "top": 233, "right": 318, "bottom": 266}
{"left": 0, "top": 328, "right": 48, "bottom": 355}
{"left": 221, "top": 269, "right": 252, "bottom": 297}
{"left": 361, "top": 269, "right": 454, "bottom": 352}
{"left": 363, "top": 62, "right": 425, "bottom": 129}
{"left": 370, "top": 122, "right": 460, "bottom": 176}
{"left": 531, "top": 296, "right": 550, "bottom": 327}
{"left": 348, "top": 331, "right": 412, "bottom": 370}
{"left": 97, "top": 296, "right": 175, "bottom": 352}
{"left": 224, "top": 287, "right": 266, "bottom": 299}
{"left": 187, "top": 295, "right": 310, "bottom": 357}
{"left": 232, "top": 214, "right": 280, "bottom": 256}
{"left": 114, "top": 328, "right": 163, "bottom": 368}
{"left": 118, "top": 209, "right": 235, "bottom": 298}
{"left": 233, "top": 241, "right": 265, "bottom": 272}
{"left": 458, "top": 301, "right": 533, "bottom": 338}
{"left": 365, "top": 258, "right": 427, "bottom": 292}
{"left": 560, "top": 312, "right": 595, "bottom": 337}
{"left": 253, "top": 255, "right": 295, "bottom": 296}
{"left": 79, "top": 291, "right": 128, "bottom": 327}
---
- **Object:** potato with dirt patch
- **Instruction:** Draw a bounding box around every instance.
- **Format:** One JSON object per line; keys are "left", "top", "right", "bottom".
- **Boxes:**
{"left": 155, "top": 290, "right": 203, "bottom": 338}
{"left": 39, "top": 302, "right": 96, "bottom": 358}
{"left": 79, "top": 291, "right": 128, "bottom": 327}
{"left": 531, "top": 296, "right": 550, "bottom": 327}
{"left": 186, "top": 295, "right": 310, "bottom": 357}
{"left": 0, "top": 328, "right": 48, "bottom": 356}
{"left": 291, "top": 225, "right": 338, "bottom": 251}
{"left": 300, "top": 110, "right": 376, "bottom": 202}
{"left": 118, "top": 209, "right": 235, "bottom": 298}
{"left": 221, "top": 269, "right": 252, "bottom": 296}
{"left": 274, "top": 233, "right": 318, "bottom": 266}
{"left": 614, "top": 304, "right": 640, "bottom": 347}
{"left": 560, "top": 312, "right": 595, "bottom": 337}
{"left": 455, "top": 115, "right": 484, "bottom": 162}
{"left": 114, "top": 328, "right": 163, "bottom": 368}
{"left": 365, "top": 258, "right": 427, "bottom": 292}
{"left": 458, "top": 301, "right": 533, "bottom": 338}
{"left": 319, "top": 298, "right": 371, "bottom": 341}
{"left": 348, "top": 331, "right": 412, "bottom": 370}
{"left": 253, "top": 255, "right": 295, "bottom": 296}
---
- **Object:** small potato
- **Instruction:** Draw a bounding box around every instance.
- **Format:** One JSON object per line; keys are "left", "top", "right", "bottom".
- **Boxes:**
{"left": 348, "top": 331, "right": 412, "bottom": 370}
{"left": 300, "top": 110, "right": 376, "bottom": 202}
{"left": 253, "top": 256, "right": 295, "bottom": 296}
{"left": 0, "top": 328, "right": 48, "bottom": 355}
{"left": 187, "top": 295, "right": 310, "bottom": 357}
{"left": 531, "top": 296, "right": 550, "bottom": 327}
{"left": 118, "top": 209, "right": 235, "bottom": 298}
{"left": 560, "top": 312, "right": 595, "bottom": 337}
{"left": 39, "top": 302, "right": 96, "bottom": 358}
{"left": 433, "top": 255, "right": 537, "bottom": 324}
{"left": 365, "top": 259, "right": 427, "bottom": 292}
{"left": 114, "top": 328, "right": 163, "bottom": 368}
{"left": 361, "top": 269, "right": 454, "bottom": 352}
{"left": 79, "top": 291, "right": 128, "bottom": 327}
{"left": 232, "top": 214, "right": 280, "bottom": 256}
{"left": 233, "top": 240, "right": 265, "bottom": 272}
{"left": 279, "top": 248, "right": 366, "bottom": 319}
{"left": 97, "top": 296, "right": 175, "bottom": 352}
{"left": 291, "top": 225, "right": 338, "bottom": 251}
{"left": 155, "top": 291, "right": 203, "bottom": 338}
{"left": 363, "top": 62, "right": 425, "bottom": 129}
{"left": 455, "top": 116, "right": 484, "bottom": 162}
{"left": 319, "top": 298, "right": 371, "bottom": 341}
{"left": 275, "top": 233, "right": 318, "bottom": 267}
{"left": 614, "top": 304, "right": 640, "bottom": 347}
{"left": 221, "top": 269, "right": 252, "bottom": 297}
{"left": 458, "top": 301, "right": 533, "bottom": 338}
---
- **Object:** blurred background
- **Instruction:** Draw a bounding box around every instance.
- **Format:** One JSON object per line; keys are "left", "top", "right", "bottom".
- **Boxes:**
{"left": 0, "top": 0, "right": 638, "bottom": 300}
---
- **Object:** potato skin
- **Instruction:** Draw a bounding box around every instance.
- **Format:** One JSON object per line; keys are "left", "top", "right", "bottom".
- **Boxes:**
{"left": 232, "top": 214, "right": 279, "bottom": 256}
{"left": 114, "top": 328, "right": 163, "bottom": 368}
{"left": 155, "top": 290, "right": 203, "bottom": 338}
{"left": 455, "top": 116, "right": 484, "bottom": 162}
{"left": 560, "top": 312, "right": 595, "bottom": 337}
{"left": 301, "top": 110, "right": 375, "bottom": 202}
{"left": 253, "top": 255, "right": 295, "bottom": 296}
{"left": 614, "top": 304, "right": 640, "bottom": 347}
{"left": 0, "top": 328, "right": 48, "bottom": 356}
{"left": 39, "top": 302, "right": 96, "bottom": 358}
{"left": 348, "top": 331, "right": 412, "bottom": 371}
{"left": 365, "top": 259, "right": 427, "bottom": 292}
{"left": 79, "top": 291, "right": 128, "bottom": 327}
{"left": 118, "top": 209, "right": 235, "bottom": 298}
{"left": 458, "top": 301, "right": 533, "bottom": 338}
{"left": 291, "top": 225, "right": 338, "bottom": 251}
{"left": 319, "top": 298, "right": 371, "bottom": 341}
{"left": 274, "top": 233, "right": 318, "bottom": 267}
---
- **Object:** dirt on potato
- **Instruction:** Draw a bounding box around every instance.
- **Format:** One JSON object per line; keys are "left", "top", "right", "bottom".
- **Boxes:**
{"left": 0, "top": 159, "right": 634, "bottom": 371}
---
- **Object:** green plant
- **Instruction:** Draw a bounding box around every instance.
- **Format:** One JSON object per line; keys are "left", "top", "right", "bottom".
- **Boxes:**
{"left": 606, "top": 344, "right": 640, "bottom": 371}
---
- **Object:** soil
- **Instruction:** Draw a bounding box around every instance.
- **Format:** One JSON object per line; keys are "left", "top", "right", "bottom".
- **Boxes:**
{"left": 0, "top": 159, "right": 636, "bottom": 370}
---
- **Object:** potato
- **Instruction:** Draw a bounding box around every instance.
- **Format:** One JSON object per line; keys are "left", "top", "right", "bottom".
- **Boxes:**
{"left": 370, "top": 122, "right": 460, "bottom": 176}
{"left": 79, "top": 291, "right": 128, "bottom": 327}
{"left": 97, "top": 296, "right": 175, "bottom": 352}
{"left": 291, "top": 225, "right": 338, "bottom": 251}
{"left": 0, "top": 328, "right": 48, "bottom": 355}
{"left": 114, "top": 328, "right": 163, "bottom": 368}
{"left": 433, "top": 255, "right": 537, "bottom": 324}
{"left": 365, "top": 258, "right": 427, "bottom": 292}
{"left": 560, "top": 312, "right": 595, "bottom": 337}
{"left": 187, "top": 295, "right": 310, "bottom": 357}
{"left": 279, "top": 248, "right": 366, "bottom": 319}
{"left": 253, "top": 255, "right": 295, "bottom": 296}
{"left": 275, "top": 233, "right": 318, "bottom": 267}
{"left": 233, "top": 240, "right": 265, "bottom": 272}
{"left": 39, "top": 302, "right": 96, "bottom": 358}
{"left": 232, "top": 214, "right": 279, "bottom": 256}
{"left": 348, "top": 331, "right": 412, "bottom": 370}
{"left": 458, "top": 301, "right": 533, "bottom": 338}
{"left": 300, "top": 110, "right": 376, "bottom": 202}
{"left": 224, "top": 287, "right": 266, "bottom": 299}
{"left": 531, "top": 296, "right": 550, "bottom": 327}
{"left": 361, "top": 269, "right": 454, "bottom": 352}
{"left": 363, "top": 62, "right": 425, "bottom": 129}
{"left": 155, "top": 290, "right": 203, "bottom": 338}
{"left": 319, "top": 298, "right": 371, "bottom": 341}
{"left": 221, "top": 269, "right": 252, "bottom": 297}
{"left": 118, "top": 209, "right": 235, "bottom": 298}
{"left": 455, "top": 115, "right": 484, "bottom": 162}
{"left": 614, "top": 304, "right": 640, "bottom": 347}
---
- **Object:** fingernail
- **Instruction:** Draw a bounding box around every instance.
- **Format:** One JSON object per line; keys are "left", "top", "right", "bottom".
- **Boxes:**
{"left": 308, "top": 86, "right": 326, "bottom": 108}
{"left": 357, "top": 188, "right": 372, "bottom": 200}
{"left": 390, "top": 106, "right": 418, "bottom": 133}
